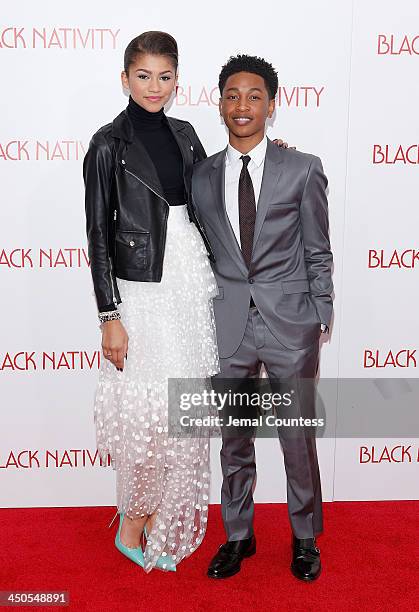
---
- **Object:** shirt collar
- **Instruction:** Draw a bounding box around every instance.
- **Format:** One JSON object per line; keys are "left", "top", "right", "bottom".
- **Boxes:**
{"left": 226, "top": 136, "right": 267, "bottom": 168}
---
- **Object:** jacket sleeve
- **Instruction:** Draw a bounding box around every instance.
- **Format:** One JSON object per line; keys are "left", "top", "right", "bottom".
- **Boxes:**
{"left": 299, "top": 156, "right": 334, "bottom": 327}
{"left": 83, "top": 132, "right": 120, "bottom": 313}
{"left": 185, "top": 124, "right": 216, "bottom": 262}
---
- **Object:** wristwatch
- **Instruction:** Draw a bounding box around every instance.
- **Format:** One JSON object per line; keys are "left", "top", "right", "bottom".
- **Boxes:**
{"left": 320, "top": 323, "right": 329, "bottom": 334}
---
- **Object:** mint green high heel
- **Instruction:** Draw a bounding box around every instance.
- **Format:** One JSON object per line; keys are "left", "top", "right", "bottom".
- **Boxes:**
{"left": 114, "top": 513, "right": 145, "bottom": 568}
{"left": 144, "top": 525, "right": 176, "bottom": 572}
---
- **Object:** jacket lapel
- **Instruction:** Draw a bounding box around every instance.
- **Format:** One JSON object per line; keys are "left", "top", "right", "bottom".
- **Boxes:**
{"left": 123, "top": 138, "right": 165, "bottom": 198}
{"left": 209, "top": 149, "right": 248, "bottom": 277}
{"left": 252, "top": 139, "right": 284, "bottom": 255}
{"left": 166, "top": 117, "right": 193, "bottom": 188}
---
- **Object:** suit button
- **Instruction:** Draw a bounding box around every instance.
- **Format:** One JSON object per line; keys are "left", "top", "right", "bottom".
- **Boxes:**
{"left": 129, "top": 240, "right": 135, "bottom": 247}
{"left": 248, "top": 279, "right": 254, "bottom": 284}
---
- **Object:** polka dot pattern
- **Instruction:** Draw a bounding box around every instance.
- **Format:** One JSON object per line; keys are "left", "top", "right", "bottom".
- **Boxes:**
{"left": 93, "top": 206, "right": 219, "bottom": 572}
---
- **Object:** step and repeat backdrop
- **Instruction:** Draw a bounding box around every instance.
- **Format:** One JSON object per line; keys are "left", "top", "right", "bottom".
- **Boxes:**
{"left": 1, "top": 0, "right": 418, "bottom": 508}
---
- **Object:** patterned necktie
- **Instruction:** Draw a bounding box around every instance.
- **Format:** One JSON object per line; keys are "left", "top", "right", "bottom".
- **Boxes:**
{"left": 238, "top": 154, "right": 256, "bottom": 268}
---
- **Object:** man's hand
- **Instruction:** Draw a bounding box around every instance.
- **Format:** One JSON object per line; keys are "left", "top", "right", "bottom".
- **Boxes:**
{"left": 102, "top": 319, "right": 129, "bottom": 371}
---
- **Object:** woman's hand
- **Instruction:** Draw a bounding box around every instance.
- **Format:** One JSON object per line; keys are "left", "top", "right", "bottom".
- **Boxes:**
{"left": 102, "top": 319, "right": 129, "bottom": 371}
{"left": 272, "top": 138, "right": 296, "bottom": 150}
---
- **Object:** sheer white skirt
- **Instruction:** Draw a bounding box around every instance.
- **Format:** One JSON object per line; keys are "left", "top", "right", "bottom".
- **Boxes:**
{"left": 93, "top": 205, "right": 220, "bottom": 571}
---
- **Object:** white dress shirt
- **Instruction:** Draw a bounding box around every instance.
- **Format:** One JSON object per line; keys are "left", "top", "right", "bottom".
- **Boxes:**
{"left": 224, "top": 136, "right": 267, "bottom": 247}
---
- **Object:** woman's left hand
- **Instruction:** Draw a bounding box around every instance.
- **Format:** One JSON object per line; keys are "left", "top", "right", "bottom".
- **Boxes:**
{"left": 272, "top": 138, "right": 296, "bottom": 149}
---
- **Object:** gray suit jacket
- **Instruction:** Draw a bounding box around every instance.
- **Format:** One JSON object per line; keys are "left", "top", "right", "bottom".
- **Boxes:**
{"left": 191, "top": 138, "right": 333, "bottom": 358}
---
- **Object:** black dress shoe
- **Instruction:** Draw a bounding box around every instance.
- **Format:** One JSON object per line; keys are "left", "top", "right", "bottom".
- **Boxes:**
{"left": 291, "top": 536, "right": 321, "bottom": 581}
{"left": 207, "top": 536, "right": 256, "bottom": 579}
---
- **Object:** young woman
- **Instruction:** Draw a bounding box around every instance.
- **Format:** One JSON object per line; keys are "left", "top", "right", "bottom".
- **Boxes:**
{"left": 83, "top": 31, "right": 219, "bottom": 573}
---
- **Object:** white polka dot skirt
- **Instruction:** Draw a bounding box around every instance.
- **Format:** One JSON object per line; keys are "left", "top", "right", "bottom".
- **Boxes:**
{"left": 93, "top": 205, "right": 220, "bottom": 571}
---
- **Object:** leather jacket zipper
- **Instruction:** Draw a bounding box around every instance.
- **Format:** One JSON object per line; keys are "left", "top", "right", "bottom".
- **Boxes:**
{"left": 121, "top": 156, "right": 214, "bottom": 264}
{"left": 123, "top": 159, "right": 207, "bottom": 251}
{"left": 122, "top": 163, "right": 170, "bottom": 207}
{"left": 108, "top": 256, "right": 117, "bottom": 307}
{"left": 109, "top": 209, "right": 117, "bottom": 307}
{"left": 121, "top": 160, "right": 169, "bottom": 280}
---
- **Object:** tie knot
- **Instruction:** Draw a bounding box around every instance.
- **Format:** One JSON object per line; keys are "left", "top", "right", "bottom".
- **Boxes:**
{"left": 240, "top": 155, "right": 251, "bottom": 167}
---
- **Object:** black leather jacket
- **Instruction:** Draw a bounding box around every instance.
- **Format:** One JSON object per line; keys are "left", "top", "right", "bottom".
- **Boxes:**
{"left": 83, "top": 109, "right": 213, "bottom": 312}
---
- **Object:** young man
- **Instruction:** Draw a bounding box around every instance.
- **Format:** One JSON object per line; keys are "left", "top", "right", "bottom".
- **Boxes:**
{"left": 191, "top": 55, "right": 333, "bottom": 581}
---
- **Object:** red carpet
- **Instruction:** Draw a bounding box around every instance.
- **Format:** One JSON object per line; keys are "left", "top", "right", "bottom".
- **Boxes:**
{"left": 1, "top": 502, "right": 418, "bottom": 611}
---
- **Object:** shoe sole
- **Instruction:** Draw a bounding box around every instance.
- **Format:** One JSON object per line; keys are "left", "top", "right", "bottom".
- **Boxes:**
{"left": 290, "top": 563, "right": 322, "bottom": 582}
{"left": 154, "top": 561, "right": 176, "bottom": 573}
{"left": 207, "top": 548, "right": 256, "bottom": 579}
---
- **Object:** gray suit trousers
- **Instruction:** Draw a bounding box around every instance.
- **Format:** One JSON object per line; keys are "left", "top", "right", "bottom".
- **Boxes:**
{"left": 216, "top": 307, "right": 323, "bottom": 541}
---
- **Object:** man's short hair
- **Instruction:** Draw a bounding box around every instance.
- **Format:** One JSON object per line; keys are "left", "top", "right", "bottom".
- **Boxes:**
{"left": 219, "top": 54, "right": 279, "bottom": 99}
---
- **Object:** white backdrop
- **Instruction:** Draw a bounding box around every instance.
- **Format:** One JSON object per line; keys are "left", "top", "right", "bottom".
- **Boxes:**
{"left": 0, "top": 0, "right": 418, "bottom": 509}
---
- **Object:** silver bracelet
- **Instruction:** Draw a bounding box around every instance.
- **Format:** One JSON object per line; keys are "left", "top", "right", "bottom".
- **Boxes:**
{"left": 98, "top": 310, "right": 121, "bottom": 324}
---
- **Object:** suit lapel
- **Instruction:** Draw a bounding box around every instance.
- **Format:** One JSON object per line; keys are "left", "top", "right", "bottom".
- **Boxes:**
{"left": 252, "top": 139, "right": 284, "bottom": 255}
{"left": 209, "top": 149, "right": 248, "bottom": 277}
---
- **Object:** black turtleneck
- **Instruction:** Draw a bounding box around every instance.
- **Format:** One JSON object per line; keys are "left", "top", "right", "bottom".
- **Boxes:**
{"left": 127, "top": 97, "right": 186, "bottom": 206}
